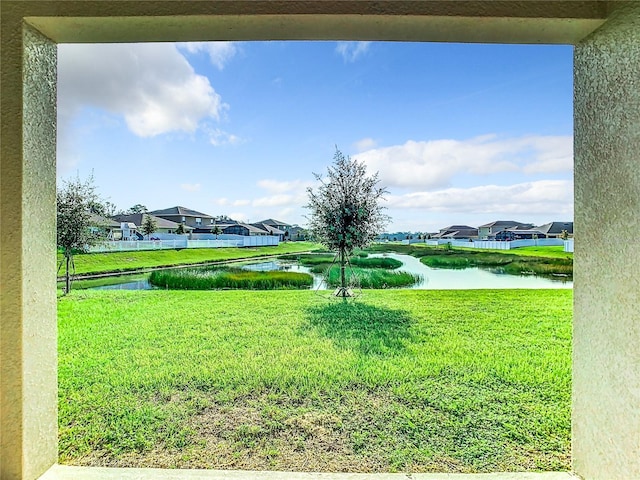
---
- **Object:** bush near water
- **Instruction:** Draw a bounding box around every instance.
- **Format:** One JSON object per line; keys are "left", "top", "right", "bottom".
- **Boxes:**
{"left": 367, "top": 244, "right": 573, "bottom": 277}
{"left": 149, "top": 267, "right": 313, "bottom": 290}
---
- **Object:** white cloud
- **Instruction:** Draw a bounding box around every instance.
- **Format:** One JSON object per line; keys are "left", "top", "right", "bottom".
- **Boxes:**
{"left": 251, "top": 178, "right": 312, "bottom": 208}
{"left": 208, "top": 128, "right": 242, "bottom": 146}
{"left": 233, "top": 199, "right": 250, "bottom": 207}
{"left": 58, "top": 43, "right": 226, "bottom": 138}
{"left": 252, "top": 194, "right": 295, "bottom": 208}
{"left": 229, "top": 212, "right": 249, "bottom": 223}
{"left": 354, "top": 135, "right": 573, "bottom": 190}
{"left": 214, "top": 198, "right": 229, "bottom": 206}
{"left": 386, "top": 180, "right": 573, "bottom": 216}
{"left": 177, "top": 42, "right": 238, "bottom": 70}
{"left": 354, "top": 137, "right": 377, "bottom": 152}
{"left": 180, "top": 183, "right": 201, "bottom": 192}
{"left": 336, "top": 42, "right": 371, "bottom": 62}
{"left": 256, "top": 179, "right": 313, "bottom": 194}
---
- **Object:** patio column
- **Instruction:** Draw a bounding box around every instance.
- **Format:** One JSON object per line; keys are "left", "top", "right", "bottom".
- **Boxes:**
{"left": 0, "top": 19, "right": 58, "bottom": 480}
{"left": 573, "top": 2, "right": 640, "bottom": 478}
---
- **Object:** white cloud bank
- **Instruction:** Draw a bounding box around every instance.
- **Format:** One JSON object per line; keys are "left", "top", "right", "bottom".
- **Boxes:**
{"left": 177, "top": 42, "right": 238, "bottom": 70}
{"left": 335, "top": 42, "right": 371, "bottom": 62}
{"left": 354, "top": 135, "right": 573, "bottom": 190}
{"left": 251, "top": 179, "right": 313, "bottom": 208}
{"left": 387, "top": 180, "right": 573, "bottom": 216}
{"left": 58, "top": 43, "right": 226, "bottom": 138}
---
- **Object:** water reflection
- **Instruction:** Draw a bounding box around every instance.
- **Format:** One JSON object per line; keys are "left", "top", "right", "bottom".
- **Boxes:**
{"left": 371, "top": 253, "right": 571, "bottom": 290}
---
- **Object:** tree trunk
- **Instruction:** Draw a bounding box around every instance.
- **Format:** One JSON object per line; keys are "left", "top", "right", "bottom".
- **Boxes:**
{"left": 340, "top": 248, "right": 346, "bottom": 292}
{"left": 334, "top": 247, "right": 353, "bottom": 298}
{"left": 65, "top": 253, "right": 71, "bottom": 294}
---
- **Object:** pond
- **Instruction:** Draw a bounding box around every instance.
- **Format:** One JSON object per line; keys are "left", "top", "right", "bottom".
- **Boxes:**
{"left": 75, "top": 252, "right": 572, "bottom": 291}
{"left": 374, "top": 253, "right": 571, "bottom": 289}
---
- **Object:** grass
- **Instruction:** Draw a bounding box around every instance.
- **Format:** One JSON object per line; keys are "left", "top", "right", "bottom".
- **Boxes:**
{"left": 283, "top": 253, "right": 402, "bottom": 270}
{"left": 457, "top": 245, "right": 573, "bottom": 260}
{"left": 368, "top": 244, "right": 573, "bottom": 277}
{"left": 149, "top": 267, "right": 313, "bottom": 290}
{"left": 62, "top": 274, "right": 150, "bottom": 290}
{"left": 58, "top": 289, "right": 572, "bottom": 472}
{"left": 322, "top": 265, "right": 421, "bottom": 289}
{"left": 370, "top": 243, "right": 573, "bottom": 260}
{"left": 57, "top": 242, "right": 321, "bottom": 276}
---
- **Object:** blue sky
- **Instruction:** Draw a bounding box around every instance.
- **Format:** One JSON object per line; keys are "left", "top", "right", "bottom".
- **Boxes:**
{"left": 57, "top": 41, "right": 573, "bottom": 232}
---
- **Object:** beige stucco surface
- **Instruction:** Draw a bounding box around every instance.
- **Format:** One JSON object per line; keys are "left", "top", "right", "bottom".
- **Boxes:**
{"left": 1, "top": 1, "right": 638, "bottom": 479}
{"left": 39, "top": 465, "right": 577, "bottom": 480}
{"left": 1, "top": 19, "right": 58, "bottom": 480}
{"left": 573, "top": 3, "right": 640, "bottom": 479}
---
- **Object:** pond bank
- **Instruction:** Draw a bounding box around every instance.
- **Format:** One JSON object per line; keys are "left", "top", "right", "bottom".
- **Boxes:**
{"left": 57, "top": 251, "right": 319, "bottom": 282}
{"left": 75, "top": 252, "right": 571, "bottom": 291}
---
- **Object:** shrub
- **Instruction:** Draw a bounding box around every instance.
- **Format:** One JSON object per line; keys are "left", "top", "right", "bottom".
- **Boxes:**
{"left": 149, "top": 267, "right": 313, "bottom": 290}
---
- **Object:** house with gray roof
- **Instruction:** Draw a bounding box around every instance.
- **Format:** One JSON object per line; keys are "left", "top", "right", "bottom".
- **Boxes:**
{"left": 89, "top": 213, "right": 123, "bottom": 240}
{"left": 257, "top": 218, "right": 291, "bottom": 231}
{"left": 495, "top": 228, "right": 548, "bottom": 241}
{"left": 222, "top": 223, "right": 273, "bottom": 236}
{"left": 536, "top": 221, "right": 573, "bottom": 238}
{"left": 112, "top": 213, "right": 193, "bottom": 238}
{"left": 148, "top": 206, "right": 215, "bottom": 232}
{"left": 434, "top": 225, "right": 478, "bottom": 240}
{"left": 478, "top": 220, "right": 534, "bottom": 239}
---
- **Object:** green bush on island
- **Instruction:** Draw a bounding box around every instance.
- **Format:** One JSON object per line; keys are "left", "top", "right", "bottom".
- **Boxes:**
{"left": 281, "top": 253, "right": 401, "bottom": 270}
{"left": 366, "top": 243, "right": 573, "bottom": 277}
{"left": 324, "top": 265, "right": 421, "bottom": 289}
{"left": 149, "top": 267, "right": 313, "bottom": 290}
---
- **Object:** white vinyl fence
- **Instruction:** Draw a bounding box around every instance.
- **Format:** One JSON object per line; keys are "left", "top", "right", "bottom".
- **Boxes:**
{"left": 88, "top": 235, "right": 280, "bottom": 253}
{"left": 402, "top": 238, "right": 565, "bottom": 250}
{"left": 564, "top": 239, "right": 574, "bottom": 252}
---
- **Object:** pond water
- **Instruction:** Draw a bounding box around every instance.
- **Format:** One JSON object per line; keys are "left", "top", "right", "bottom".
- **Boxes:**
{"left": 81, "top": 252, "right": 572, "bottom": 291}
{"left": 373, "top": 253, "right": 572, "bottom": 290}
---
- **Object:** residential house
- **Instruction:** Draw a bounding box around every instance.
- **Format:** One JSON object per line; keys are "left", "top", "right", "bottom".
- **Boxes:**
{"left": 149, "top": 206, "right": 215, "bottom": 233}
{"left": 433, "top": 225, "right": 479, "bottom": 240}
{"left": 495, "top": 228, "right": 547, "bottom": 241}
{"left": 257, "top": 218, "right": 291, "bottom": 233}
{"left": 89, "top": 213, "right": 122, "bottom": 240}
{"left": 222, "top": 223, "right": 273, "bottom": 236}
{"left": 536, "top": 221, "right": 573, "bottom": 238}
{"left": 252, "top": 223, "right": 286, "bottom": 240}
{"left": 287, "top": 225, "right": 308, "bottom": 241}
{"left": 478, "top": 220, "right": 534, "bottom": 239}
{"left": 112, "top": 213, "right": 193, "bottom": 237}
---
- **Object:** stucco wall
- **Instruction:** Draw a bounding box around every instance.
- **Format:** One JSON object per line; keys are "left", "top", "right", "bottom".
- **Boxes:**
{"left": 573, "top": 3, "right": 640, "bottom": 479}
{"left": 2, "top": 1, "right": 639, "bottom": 479}
{"left": 0, "top": 24, "right": 58, "bottom": 480}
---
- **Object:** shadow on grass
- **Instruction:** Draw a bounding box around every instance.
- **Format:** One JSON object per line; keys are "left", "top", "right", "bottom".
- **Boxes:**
{"left": 305, "top": 301, "right": 415, "bottom": 356}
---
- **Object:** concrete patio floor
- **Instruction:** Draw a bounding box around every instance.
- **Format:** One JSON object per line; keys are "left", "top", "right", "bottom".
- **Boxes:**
{"left": 39, "top": 465, "right": 578, "bottom": 480}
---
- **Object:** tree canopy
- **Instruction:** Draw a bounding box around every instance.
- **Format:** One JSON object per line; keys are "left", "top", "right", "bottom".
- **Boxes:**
{"left": 141, "top": 215, "right": 158, "bottom": 239}
{"left": 57, "top": 175, "right": 107, "bottom": 293}
{"left": 306, "top": 148, "right": 389, "bottom": 296}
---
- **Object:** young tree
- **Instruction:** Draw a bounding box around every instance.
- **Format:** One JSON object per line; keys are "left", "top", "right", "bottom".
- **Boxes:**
{"left": 141, "top": 214, "right": 158, "bottom": 240}
{"left": 175, "top": 223, "right": 186, "bottom": 235}
{"left": 57, "top": 175, "right": 106, "bottom": 294}
{"left": 127, "top": 204, "right": 148, "bottom": 214}
{"left": 306, "top": 148, "right": 389, "bottom": 297}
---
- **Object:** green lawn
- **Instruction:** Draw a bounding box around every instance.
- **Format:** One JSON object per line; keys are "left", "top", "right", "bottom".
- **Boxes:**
{"left": 458, "top": 245, "right": 573, "bottom": 260}
{"left": 57, "top": 242, "right": 321, "bottom": 276}
{"left": 58, "top": 289, "right": 572, "bottom": 473}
